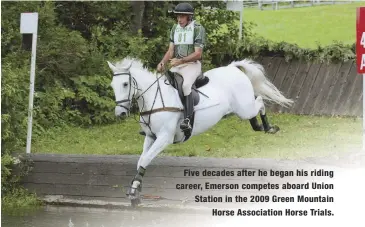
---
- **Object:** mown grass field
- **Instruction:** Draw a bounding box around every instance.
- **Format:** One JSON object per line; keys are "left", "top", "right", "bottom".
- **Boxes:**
{"left": 32, "top": 113, "right": 361, "bottom": 159}
{"left": 242, "top": 2, "right": 363, "bottom": 48}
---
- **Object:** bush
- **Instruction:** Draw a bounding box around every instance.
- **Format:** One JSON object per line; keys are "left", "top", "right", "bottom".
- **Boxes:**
{"left": 1, "top": 1, "right": 116, "bottom": 203}
{"left": 233, "top": 35, "right": 355, "bottom": 64}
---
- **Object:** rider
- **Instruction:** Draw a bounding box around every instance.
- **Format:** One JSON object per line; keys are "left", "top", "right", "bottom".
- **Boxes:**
{"left": 159, "top": 2, "right": 206, "bottom": 133}
{"left": 138, "top": 2, "right": 206, "bottom": 136}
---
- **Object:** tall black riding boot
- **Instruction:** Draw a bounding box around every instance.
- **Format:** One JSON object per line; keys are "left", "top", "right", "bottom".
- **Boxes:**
{"left": 180, "top": 93, "right": 194, "bottom": 132}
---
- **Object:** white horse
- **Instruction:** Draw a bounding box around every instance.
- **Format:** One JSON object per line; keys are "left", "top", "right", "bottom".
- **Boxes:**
{"left": 107, "top": 57, "right": 293, "bottom": 206}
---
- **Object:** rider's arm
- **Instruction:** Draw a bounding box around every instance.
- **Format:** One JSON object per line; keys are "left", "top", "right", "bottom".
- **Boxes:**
{"left": 160, "top": 43, "right": 174, "bottom": 65}
{"left": 181, "top": 47, "right": 202, "bottom": 63}
{"left": 159, "top": 26, "right": 176, "bottom": 65}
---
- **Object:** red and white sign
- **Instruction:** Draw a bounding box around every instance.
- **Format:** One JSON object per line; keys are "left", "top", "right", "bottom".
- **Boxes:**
{"left": 356, "top": 7, "right": 365, "bottom": 74}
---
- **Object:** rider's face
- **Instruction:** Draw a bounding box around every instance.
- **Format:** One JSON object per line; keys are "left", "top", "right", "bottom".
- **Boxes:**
{"left": 177, "top": 14, "right": 189, "bottom": 27}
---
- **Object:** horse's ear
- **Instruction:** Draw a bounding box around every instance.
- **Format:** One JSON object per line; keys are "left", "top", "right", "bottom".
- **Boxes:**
{"left": 127, "top": 60, "right": 133, "bottom": 69}
{"left": 107, "top": 61, "right": 117, "bottom": 72}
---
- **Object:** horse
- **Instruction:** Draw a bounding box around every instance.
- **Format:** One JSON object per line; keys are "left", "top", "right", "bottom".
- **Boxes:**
{"left": 107, "top": 57, "right": 293, "bottom": 207}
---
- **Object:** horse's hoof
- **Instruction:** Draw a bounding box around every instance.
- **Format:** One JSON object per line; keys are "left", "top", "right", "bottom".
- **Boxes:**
{"left": 127, "top": 180, "right": 142, "bottom": 208}
{"left": 128, "top": 187, "right": 141, "bottom": 208}
{"left": 266, "top": 125, "right": 280, "bottom": 134}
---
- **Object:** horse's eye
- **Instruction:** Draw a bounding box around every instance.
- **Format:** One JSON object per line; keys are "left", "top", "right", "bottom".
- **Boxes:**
{"left": 123, "top": 82, "right": 128, "bottom": 87}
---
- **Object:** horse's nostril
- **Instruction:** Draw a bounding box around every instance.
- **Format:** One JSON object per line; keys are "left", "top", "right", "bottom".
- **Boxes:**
{"left": 121, "top": 112, "right": 127, "bottom": 117}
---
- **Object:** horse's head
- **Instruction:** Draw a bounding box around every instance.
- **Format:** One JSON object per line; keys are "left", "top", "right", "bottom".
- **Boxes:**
{"left": 107, "top": 60, "right": 136, "bottom": 117}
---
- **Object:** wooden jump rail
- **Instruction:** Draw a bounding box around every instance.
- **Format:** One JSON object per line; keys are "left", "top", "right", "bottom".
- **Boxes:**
{"left": 256, "top": 57, "right": 362, "bottom": 117}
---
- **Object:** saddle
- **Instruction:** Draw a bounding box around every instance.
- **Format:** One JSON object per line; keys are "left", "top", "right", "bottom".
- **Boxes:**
{"left": 164, "top": 70, "right": 209, "bottom": 142}
{"left": 164, "top": 70, "right": 209, "bottom": 106}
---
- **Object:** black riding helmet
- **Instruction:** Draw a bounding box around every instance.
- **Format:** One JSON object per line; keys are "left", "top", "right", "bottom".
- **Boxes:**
{"left": 173, "top": 3, "right": 194, "bottom": 15}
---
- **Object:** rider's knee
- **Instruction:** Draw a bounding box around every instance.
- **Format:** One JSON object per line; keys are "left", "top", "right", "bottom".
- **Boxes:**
{"left": 182, "top": 84, "right": 192, "bottom": 96}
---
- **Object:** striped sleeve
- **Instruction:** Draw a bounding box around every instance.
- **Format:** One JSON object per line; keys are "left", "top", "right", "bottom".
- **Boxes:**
{"left": 170, "top": 24, "right": 176, "bottom": 43}
{"left": 194, "top": 24, "right": 206, "bottom": 49}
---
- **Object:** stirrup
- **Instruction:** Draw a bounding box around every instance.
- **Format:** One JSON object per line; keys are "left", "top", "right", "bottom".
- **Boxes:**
{"left": 180, "top": 118, "right": 192, "bottom": 130}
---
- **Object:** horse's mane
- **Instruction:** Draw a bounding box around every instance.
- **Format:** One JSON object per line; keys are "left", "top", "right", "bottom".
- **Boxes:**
{"left": 113, "top": 56, "right": 165, "bottom": 80}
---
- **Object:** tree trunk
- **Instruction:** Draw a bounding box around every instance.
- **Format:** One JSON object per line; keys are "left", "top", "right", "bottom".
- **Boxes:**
{"left": 130, "top": 1, "right": 145, "bottom": 34}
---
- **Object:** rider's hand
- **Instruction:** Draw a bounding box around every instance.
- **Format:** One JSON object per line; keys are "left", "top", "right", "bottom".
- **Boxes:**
{"left": 170, "top": 58, "right": 183, "bottom": 67}
{"left": 157, "top": 62, "right": 165, "bottom": 72}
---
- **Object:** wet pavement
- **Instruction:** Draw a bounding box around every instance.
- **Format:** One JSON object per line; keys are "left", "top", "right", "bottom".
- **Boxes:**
{"left": 3, "top": 164, "right": 364, "bottom": 227}
{"left": 2, "top": 205, "right": 215, "bottom": 227}
{"left": 5, "top": 151, "right": 364, "bottom": 227}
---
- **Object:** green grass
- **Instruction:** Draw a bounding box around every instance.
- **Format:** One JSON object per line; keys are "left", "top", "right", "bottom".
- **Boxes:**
{"left": 241, "top": 3, "right": 363, "bottom": 48}
{"left": 32, "top": 113, "right": 361, "bottom": 159}
{"left": 1, "top": 188, "right": 43, "bottom": 215}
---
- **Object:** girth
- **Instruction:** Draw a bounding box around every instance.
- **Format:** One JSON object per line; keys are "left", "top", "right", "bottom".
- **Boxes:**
{"left": 140, "top": 107, "right": 183, "bottom": 116}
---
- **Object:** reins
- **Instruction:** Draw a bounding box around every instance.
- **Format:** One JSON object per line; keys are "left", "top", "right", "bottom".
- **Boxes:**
{"left": 115, "top": 65, "right": 183, "bottom": 139}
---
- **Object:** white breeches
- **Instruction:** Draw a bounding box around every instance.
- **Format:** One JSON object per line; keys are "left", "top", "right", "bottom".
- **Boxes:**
{"left": 170, "top": 61, "right": 202, "bottom": 96}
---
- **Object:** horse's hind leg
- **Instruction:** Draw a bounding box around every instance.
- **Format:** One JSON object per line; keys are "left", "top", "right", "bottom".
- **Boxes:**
{"left": 257, "top": 97, "right": 280, "bottom": 134}
{"left": 234, "top": 95, "right": 264, "bottom": 122}
{"left": 235, "top": 96, "right": 279, "bottom": 134}
{"left": 249, "top": 117, "right": 264, "bottom": 131}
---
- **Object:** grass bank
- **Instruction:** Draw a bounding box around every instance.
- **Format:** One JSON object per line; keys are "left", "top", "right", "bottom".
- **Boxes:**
{"left": 1, "top": 154, "right": 43, "bottom": 214}
{"left": 241, "top": 3, "right": 362, "bottom": 48}
{"left": 1, "top": 188, "right": 43, "bottom": 215}
{"left": 32, "top": 113, "right": 361, "bottom": 159}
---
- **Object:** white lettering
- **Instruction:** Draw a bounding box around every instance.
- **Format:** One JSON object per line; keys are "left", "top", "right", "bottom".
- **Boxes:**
{"left": 174, "top": 22, "right": 195, "bottom": 45}
{"left": 361, "top": 54, "right": 365, "bottom": 71}
{"left": 361, "top": 32, "right": 365, "bottom": 48}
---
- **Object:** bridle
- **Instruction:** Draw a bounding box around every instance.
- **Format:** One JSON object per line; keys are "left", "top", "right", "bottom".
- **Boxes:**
{"left": 113, "top": 72, "right": 137, "bottom": 113}
{"left": 112, "top": 68, "right": 183, "bottom": 139}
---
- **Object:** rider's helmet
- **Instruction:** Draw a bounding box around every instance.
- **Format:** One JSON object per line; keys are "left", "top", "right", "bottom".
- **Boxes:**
{"left": 173, "top": 3, "right": 194, "bottom": 20}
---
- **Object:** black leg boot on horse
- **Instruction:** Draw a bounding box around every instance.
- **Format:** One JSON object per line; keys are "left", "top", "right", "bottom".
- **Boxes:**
{"left": 249, "top": 117, "right": 264, "bottom": 131}
{"left": 250, "top": 96, "right": 277, "bottom": 133}
{"left": 260, "top": 113, "right": 280, "bottom": 134}
{"left": 180, "top": 92, "right": 194, "bottom": 137}
{"left": 127, "top": 166, "right": 146, "bottom": 207}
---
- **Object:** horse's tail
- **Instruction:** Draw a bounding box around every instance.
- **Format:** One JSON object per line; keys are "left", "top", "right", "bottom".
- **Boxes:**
{"left": 229, "top": 59, "right": 294, "bottom": 108}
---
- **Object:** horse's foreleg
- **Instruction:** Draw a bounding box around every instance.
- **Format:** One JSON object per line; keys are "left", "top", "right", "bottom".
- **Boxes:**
{"left": 128, "top": 130, "right": 174, "bottom": 207}
{"left": 138, "top": 131, "right": 174, "bottom": 168}
{"left": 127, "top": 135, "right": 154, "bottom": 207}
{"left": 137, "top": 136, "right": 155, "bottom": 170}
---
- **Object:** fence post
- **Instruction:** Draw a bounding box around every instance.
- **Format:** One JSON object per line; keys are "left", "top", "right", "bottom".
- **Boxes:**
{"left": 226, "top": 0, "right": 244, "bottom": 39}
{"left": 258, "top": 0, "right": 263, "bottom": 10}
{"left": 20, "top": 12, "right": 39, "bottom": 154}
